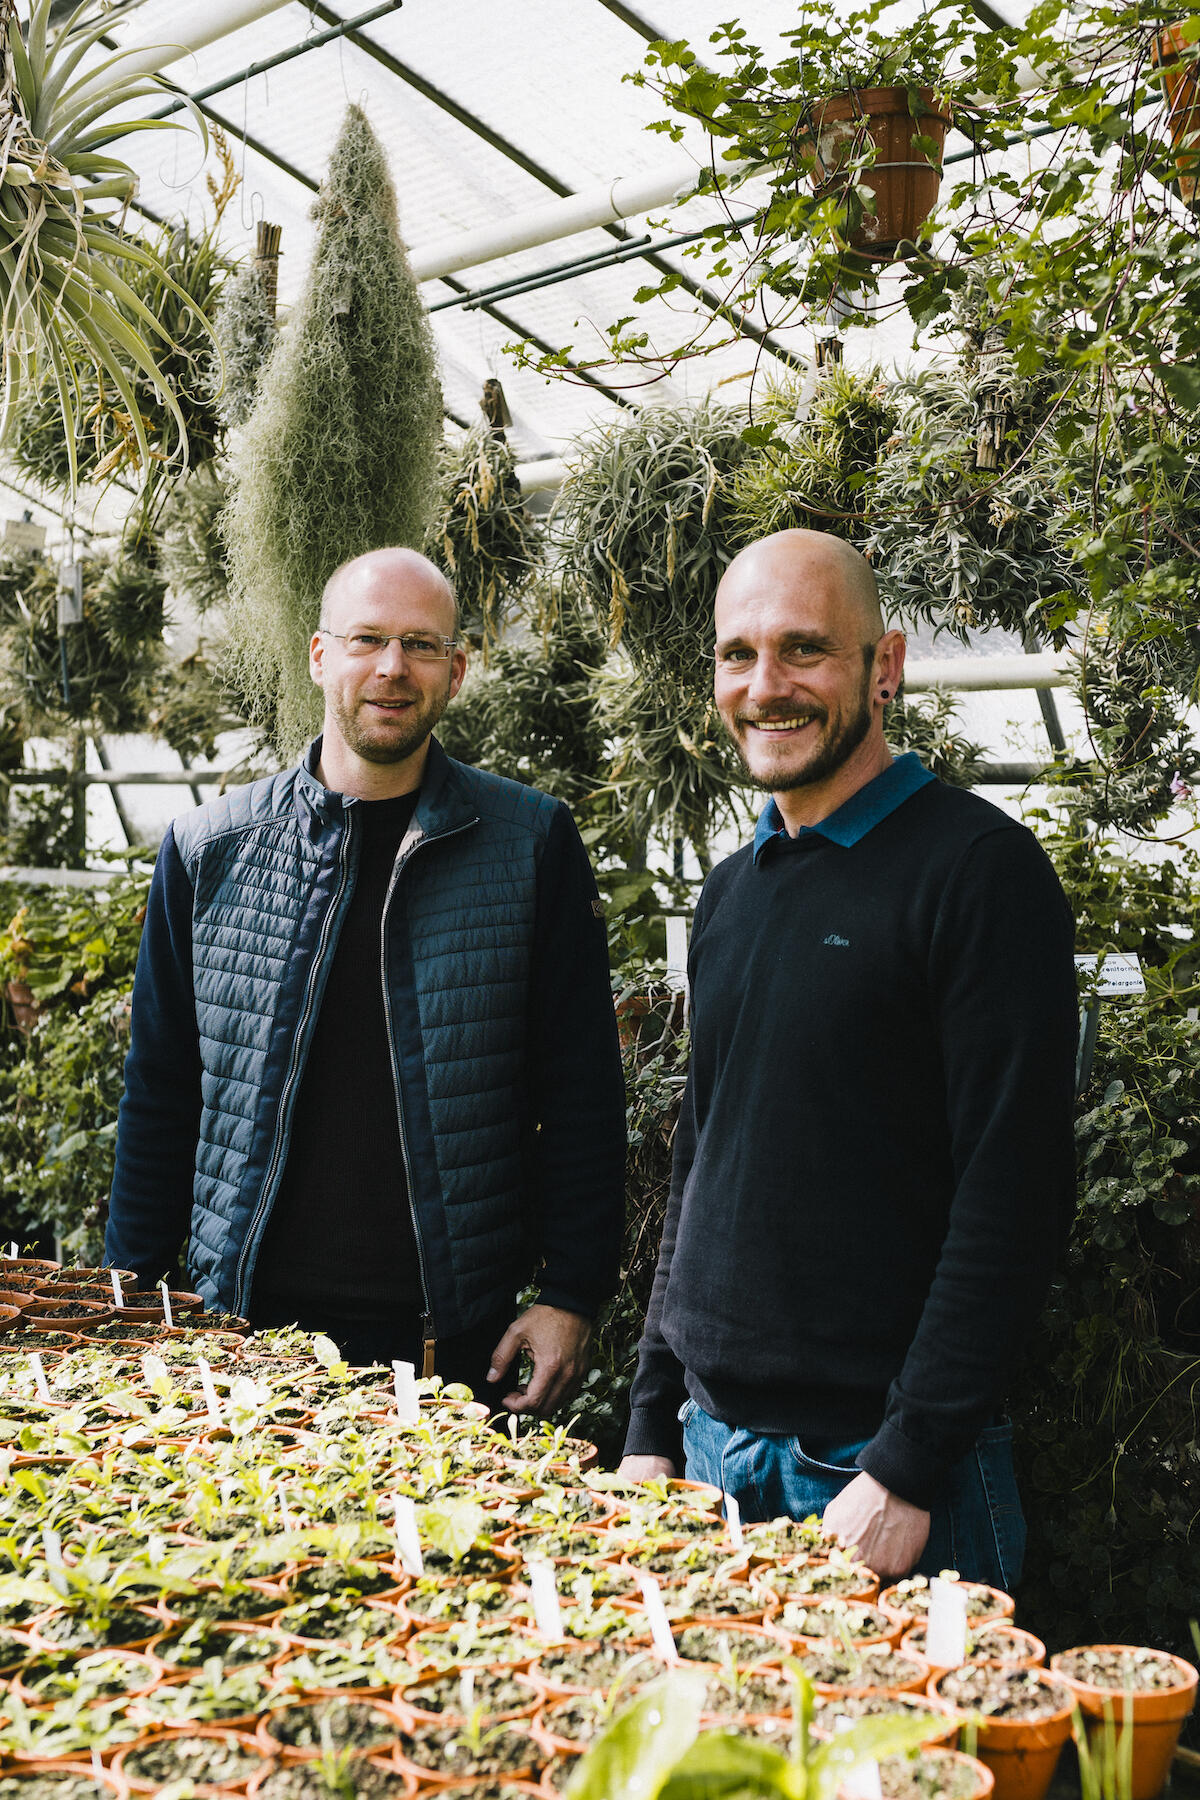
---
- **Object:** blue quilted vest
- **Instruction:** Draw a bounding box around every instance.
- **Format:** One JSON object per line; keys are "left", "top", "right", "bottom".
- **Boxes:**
{"left": 170, "top": 738, "right": 561, "bottom": 1330}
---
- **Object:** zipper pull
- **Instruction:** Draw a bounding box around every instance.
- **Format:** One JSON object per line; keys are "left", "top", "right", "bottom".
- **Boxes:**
{"left": 421, "top": 1313, "right": 436, "bottom": 1379}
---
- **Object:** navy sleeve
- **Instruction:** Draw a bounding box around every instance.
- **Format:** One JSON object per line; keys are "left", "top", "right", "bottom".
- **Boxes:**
{"left": 105, "top": 825, "right": 202, "bottom": 1283}
{"left": 621, "top": 1067, "right": 694, "bottom": 1463}
{"left": 857, "top": 825, "right": 1078, "bottom": 1507}
{"left": 526, "top": 803, "right": 626, "bottom": 1317}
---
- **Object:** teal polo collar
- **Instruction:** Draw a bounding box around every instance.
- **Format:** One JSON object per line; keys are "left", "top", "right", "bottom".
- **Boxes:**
{"left": 752, "top": 752, "right": 935, "bottom": 862}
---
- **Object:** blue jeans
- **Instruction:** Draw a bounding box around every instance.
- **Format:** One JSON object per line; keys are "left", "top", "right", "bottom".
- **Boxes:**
{"left": 680, "top": 1400, "right": 1026, "bottom": 1590}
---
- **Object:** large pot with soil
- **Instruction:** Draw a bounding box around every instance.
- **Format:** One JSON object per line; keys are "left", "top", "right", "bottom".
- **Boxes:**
{"left": 1049, "top": 1645, "right": 1198, "bottom": 1800}
{"left": 933, "top": 1666, "right": 1075, "bottom": 1800}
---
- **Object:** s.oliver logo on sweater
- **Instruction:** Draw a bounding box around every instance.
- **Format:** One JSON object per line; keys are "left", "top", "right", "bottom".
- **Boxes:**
{"left": 823, "top": 933, "right": 850, "bottom": 947}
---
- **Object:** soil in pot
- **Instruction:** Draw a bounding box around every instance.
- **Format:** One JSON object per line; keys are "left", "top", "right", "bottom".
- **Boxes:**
{"left": 672, "top": 1623, "right": 782, "bottom": 1664}
{"left": 1049, "top": 1645, "right": 1198, "bottom": 1800}
{"left": 768, "top": 1557, "right": 879, "bottom": 1604}
{"left": 0, "top": 1780, "right": 125, "bottom": 1800}
{"left": 119, "top": 1729, "right": 267, "bottom": 1793}
{"left": 702, "top": 1666, "right": 797, "bottom": 1719}
{"left": 797, "top": 1644, "right": 929, "bottom": 1694}
{"left": 526, "top": 1639, "right": 651, "bottom": 1694}
{"left": 902, "top": 1623, "right": 1044, "bottom": 1672}
{"left": 934, "top": 1667, "right": 1074, "bottom": 1800}
{"left": 397, "top": 1719, "right": 539, "bottom": 1783}
{"left": 14, "top": 1647, "right": 160, "bottom": 1704}
{"left": 151, "top": 1620, "right": 289, "bottom": 1670}
{"left": 870, "top": 1748, "right": 994, "bottom": 1800}
{"left": 258, "top": 1699, "right": 402, "bottom": 1758}
{"left": 812, "top": 1692, "right": 960, "bottom": 1745}
{"left": 249, "top": 1762, "right": 413, "bottom": 1799}
{"left": 33, "top": 1604, "right": 160, "bottom": 1650}
{"left": 777, "top": 1599, "right": 899, "bottom": 1645}
{"left": 396, "top": 1667, "right": 538, "bottom": 1722}
{"left": 882, "top": 1577, "right": 1013, "bottom": 1627}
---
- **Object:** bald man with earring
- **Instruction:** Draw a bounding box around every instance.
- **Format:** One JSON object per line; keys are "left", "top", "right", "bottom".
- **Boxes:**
{"left": 620, "top": 530, "right": 1077, "bottom": 1585}
{"left": 107, "top": 548, "right": 625, "bottom": 1411}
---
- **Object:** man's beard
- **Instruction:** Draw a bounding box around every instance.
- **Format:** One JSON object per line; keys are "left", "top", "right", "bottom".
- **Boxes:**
{"left": 328, "top": 681, "right": 452, "bottom": 765}
{"left": 727, "top": 682, "right": 874, "bottom": 793}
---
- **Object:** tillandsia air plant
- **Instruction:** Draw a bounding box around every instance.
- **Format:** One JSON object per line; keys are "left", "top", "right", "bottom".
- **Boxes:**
{"left": 426, "top": 427, "right": 544, "bottom": 649}
{"left": 0, "top": 0, "right": 212, "bottom": 489}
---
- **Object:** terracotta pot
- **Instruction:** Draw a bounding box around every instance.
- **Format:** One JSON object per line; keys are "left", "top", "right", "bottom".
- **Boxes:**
{"left": 800, "top": 1646, "right": 932, "bottom": 1700}
{"left": 1050, "top": 1645, "right": 1198, "bottom": 1800}
{"left": 28, "top": 1299, "right": 116, "bottom": 1330}
{"left": 0, "top": 1762, "right": 130, "bottom": 1795}
{"left": 773, "top": 1598, "right": 906, "bottom": 1651}
{"left": 394, "top": 1665, "right": 541, "bottom": 1728}
{"left": 902, "top": 1622, "right": 1046, "bottom": 1685}
{"left": 245, "top": 1752, "right": 418, "bottom": 1796}
{"left": 880, "top": 1581, "right": 1015, "bottom": 1634}
{"left": 1153, "top": 27, "right": 1200, "bottom": 206}
{"left": 254, "top": 1695, "right": 409, "bottom": 1764}
{"left": 837, "top": 1747, "right": 995, "bottom": 1800}
{"left": 5, "top": 978, "right": 40, "bottom": 1031}
{"left": 393, "top": 1717, "right": 540, "bottom": 1789}
{"left": 1, "top": 1256, "right": 62, "bottom": 1274}
{"left": 767, "top": 1555, "right": 880, "bottom": 1606}
{"left": 28, "top": 1601, "right": 166, "bottom": 1657}
{"left": 809, "top": 86, "right": 949, "bottom": 255}
{"left": 0, "top": 1301, "right": 24, "bottom": 1327}
{"left": 932, "top": 1667, "right": 1075, "bottom": 1800}
{"left": 11, "top": 1644, "right": 165, "bottom": 1709}
{"left": 112, "top": 1723, "right": 268, "bottom": 1796}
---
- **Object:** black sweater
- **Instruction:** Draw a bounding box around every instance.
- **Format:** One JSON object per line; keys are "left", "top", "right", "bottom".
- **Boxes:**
{"left": 624, "top": 777, "right": 1077, "bottom": 1507}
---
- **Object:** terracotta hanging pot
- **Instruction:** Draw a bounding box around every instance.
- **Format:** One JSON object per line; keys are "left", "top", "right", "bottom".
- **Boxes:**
{"left": 809, "top": 86, "right": 950, "bottom": 255}
{"left": 1152, "top": 27, "right": 1199, "bottom": 206}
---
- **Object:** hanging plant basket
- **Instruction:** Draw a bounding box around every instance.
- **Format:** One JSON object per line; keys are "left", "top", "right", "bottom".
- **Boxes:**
{"left": 810, "top": 87, "right": 949, "bottom": 254}
{"left": 1152, "top": 27, "right": 1199, "bottom": 206}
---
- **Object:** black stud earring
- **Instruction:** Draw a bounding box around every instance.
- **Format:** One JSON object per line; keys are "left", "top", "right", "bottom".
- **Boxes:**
{"left": 880, "top": 689, "right": 890, "bottom": 700}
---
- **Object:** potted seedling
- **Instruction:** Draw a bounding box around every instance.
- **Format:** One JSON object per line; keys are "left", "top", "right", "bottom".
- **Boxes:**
{"left": 1050, "top": 1645, "right": 1198, "bottom": 1800}
{"left": 933, "top": 1665, "right": 1076, "bottom": 1800}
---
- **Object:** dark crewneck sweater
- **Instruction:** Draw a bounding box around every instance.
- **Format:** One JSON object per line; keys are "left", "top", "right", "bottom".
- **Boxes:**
{"left": 252, "top": 789, "right": 422, "bottom": 1321}
{"left": 623, "top": 774, "right": 1078, "bottom": 1507}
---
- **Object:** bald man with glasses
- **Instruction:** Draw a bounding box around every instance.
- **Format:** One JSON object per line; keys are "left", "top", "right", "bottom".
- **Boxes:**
{"left": 107, "top": 548, "right": 625, "bottom": 1410}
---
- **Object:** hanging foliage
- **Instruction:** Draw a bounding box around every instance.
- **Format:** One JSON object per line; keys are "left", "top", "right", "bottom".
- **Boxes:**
{"left": 885, "top": 689, "right": 985, "bottom": 789}
{"left": 0, "top": 548, "right": 165, "bottom": 736}
{"left": 160, "top": 462, "right": 230, "bottom": 618}
{"left": 210, "top": 261, "right": 277, "bottom": 433}
{"left": 222, "top": 104, "right": 443, "bottom": 755}
{"left": 425, "top": 428, "right": 543, "bottom": 647}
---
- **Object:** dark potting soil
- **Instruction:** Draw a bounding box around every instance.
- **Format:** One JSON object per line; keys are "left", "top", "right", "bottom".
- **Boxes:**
{"left": 36, "top": 1606, "right": 154, "bottom": 1647}
{"left": 404, "top": 1581, "right": 512, "bottom": 1622}
{"left": 265, "top": 1699, "right": 399, "bottom": 1752}
{"left": 939, "top": 1667, "right": 1072, "bottom": 1720}
{"left": 169, "top": 1585, "right": 282, "bottom": 1622}
{"left": 28, "top": 1302, "right": 106, "bottom": 1318}
{"left": 0, "top": 1782, "right": 116, "bottom": 1799}
{"left": 254, "top": 1764, "right": 412, "bottom": 1800}
{"left": 19, "top": 1649, "right": 157, "bottom": 1701}
{"left": 0, "top": 1330, "right": 76, "bottom": 1348}
{"left": 400, "top": 1721, "right": 540, "bottom": 1778}
{"left": 276, "top": 1599, "right": 399, "bottom": 1641}
{"left": 284, "top": 1561, "right": 396, "bottom": 1601}
{"left": 674, "top": 1625, "right": 776, "bottom": 1664}
{"left": 540, "top": 1694, "right": 610, "bottom": 1743}
{"left": 398, "top": 1667, "right": 536, "bottom": 1716}
{"left": 797, "top": 1647, "right": 925, "bottom": 1687}
{"left": 1055, "top": 1647, "right": 1185, "bottom": 1690}
{"left": 419, "top": 1544, "right": 512, "bottom": 1581}
{"left": 905, "top": 1623, "right": 1027, "bottom": 1662}
{"left": 703, "top": 1669, "right": 796, "bottom": 1717}
{"left": 530, "top": 1641, "right": 649, "bottom": 1688}
{"left": 123, "top": 1734, "right": 266, "bottom": 1786}
{"left": 813, "top": 1695, "right": 947, "bottom": 1731}
{"left": 879, "top": 1750, "right": 983, "bottom": 1800}
{"left": 156, "top": 1623, "right": 285, "bottom": 1668}
{"left": 888, "top": 1577, "right": 1001, "bottom": 1620}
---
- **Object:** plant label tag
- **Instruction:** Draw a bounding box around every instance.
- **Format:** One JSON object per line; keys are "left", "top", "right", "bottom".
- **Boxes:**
{"left": 158, "top": 1281, "right": 173, "bottom": 1330}
{"left": 197, "top": 1357, "right": 221, "bottom": 1424}
{"left": 459, "top": 1669, "right": 475, "bottom": 1716}
{"left": 393, "top": 1494, "right": 424, "bottom": 1576}
{"left": 28, "top": 1353, "right": 50, "bottom": 1402}
{"left": 6, "top": 1243, "right": 16, "bottom": 1258}
{"left": 834, "top": 1715, "right": 883, "bottom": 1800}
{"left": 110, "top": 1268, "right": 125, "bottom": 1308}
{"left": 42, "top": 1526, "right": 68, "bottom": 1596}
{"left": 926, "top": 1576, "right": 969, "bottom": 1667}
{"left": 508, "top": 1412, "right": 520, "bottom": 1442}
{"left": 391, "top": 1359, "right": 419, "bottom": 1425}
{"left": 723, "top": 1490, "right": 744, "bottom": 1549}
{"left": 1074, "top": 952, "right": 1146, "bottom": 997}
{"left": 638, "top": 1571, "right": 677, "bottom": 1662}
{"left": 527, "top": 1557, "right": 564, "bottom": 1639}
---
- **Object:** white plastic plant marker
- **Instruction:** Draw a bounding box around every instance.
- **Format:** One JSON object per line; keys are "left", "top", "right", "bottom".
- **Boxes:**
{"left": 110, "top": 1268, "right": 124, "bottom": 1308}
{"left": 835, "top": 1718, "right": 883, "bottom": 1800}
{"left": 43, "top": 1526, "right": 68, "bottom": 1597}
{"left": 7, "top": 1242, "right": 16, "bottom": 1258}
{"left": 459, "top": 1668, "right": 475, "bottom": 1717}
{"left": 279, "top": 1491, "right": 293, "bottom": 1531}
{"left": 158, "top": 1281, "right": 173, "bottom": 1330}
{"left": 392, "top": 1494, "right": 424, "bottom": 1577}
{"left": 926, "top": 1576, "right": 970, "bottom": 1668}
{"left": 391, "top": 1359, "right": 419, "bottom": 1425}
{"left": 28, "top": 1353, "right": 50, "bottom": 1402}
{"left": 638, "top": 1571, "right": 677, "bottom": 1662}
{"left": 197, "top": 1357, "right": 221, "bottom": 1424}
{"left": 527, "top": 1557, "right": 564, "bottom": 1640}
{"left": 508, "top": 1412, "right": 520, "bottom": 1442}
{"left": 723, "top": 1490, "right": 744, "bottom": 1550}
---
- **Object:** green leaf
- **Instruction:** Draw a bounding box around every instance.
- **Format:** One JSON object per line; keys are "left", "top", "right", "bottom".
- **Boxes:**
{"left": 661, "top": 1730, "right": 802, "bottom": 1798}
{"left": 417, "top": 1499, "right": 485, "bottom": 1562}
{"left": 568, "top": 1672, "right": 706, "bottom": 1800}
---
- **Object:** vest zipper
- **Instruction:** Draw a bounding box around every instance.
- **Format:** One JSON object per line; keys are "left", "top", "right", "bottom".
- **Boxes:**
{"left": 381, "top": 815, "right": 477, "bottom": 1372}
{"left": 232, "top": 810, "right": 357, "bottom": 1316}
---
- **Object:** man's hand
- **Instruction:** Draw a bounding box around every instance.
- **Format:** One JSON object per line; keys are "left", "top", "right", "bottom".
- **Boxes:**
{"left": 822, "top": 1470, "right": 930, "bottom": 1580}
{"left": 617, "top": 1454, "right": 677, "bottom": 1482}
{"left": 487, "top": 1304, "right": 592, "bottom": 1416}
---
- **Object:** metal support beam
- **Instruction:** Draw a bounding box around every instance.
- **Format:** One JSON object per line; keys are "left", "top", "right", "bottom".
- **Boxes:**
{"left": 85, "top": 0, "right": 298, "bottom": 87}
{"left": 904, "top": 653, "right": 1071, "bottom": 692}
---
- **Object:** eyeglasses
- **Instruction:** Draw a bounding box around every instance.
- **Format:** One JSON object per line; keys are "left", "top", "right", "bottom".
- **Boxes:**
{"left": 320, "top": 629, "right": 458, "bottom": 661}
